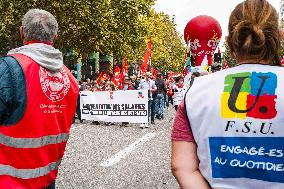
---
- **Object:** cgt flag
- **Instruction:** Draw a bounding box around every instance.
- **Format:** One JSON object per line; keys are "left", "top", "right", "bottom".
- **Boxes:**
{"left": 96, "top": 72, "right": 110, "bottom": 85}
{"left": 150, "top": 67, "right": 157, "bottom": 79}
{"left": 140, "top": 38, "right": 152, "bottom": 76}
{"left": 112, "top": 65, "right": 123, "bottom": 89}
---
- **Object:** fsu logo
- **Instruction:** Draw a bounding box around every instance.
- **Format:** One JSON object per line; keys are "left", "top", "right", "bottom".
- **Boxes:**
{"left": 221, "top": 72, "right": 277, "bottom": 119}
{"left": 39, "top": 67, "right": 71, "bottom": 102}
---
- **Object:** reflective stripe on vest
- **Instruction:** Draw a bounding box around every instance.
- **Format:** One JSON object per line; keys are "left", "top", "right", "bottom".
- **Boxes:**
{"left": 0, "top": 159, "right": 61, "bottom": 179}
{"left": 0, "top": 133, "right": 69, "bottom": 148}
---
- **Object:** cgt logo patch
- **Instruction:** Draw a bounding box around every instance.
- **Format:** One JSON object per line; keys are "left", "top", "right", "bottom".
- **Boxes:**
{"left": 138, "top": 91, "right": 144, "bottom": 99}
{"left": 109, "top": 91, "right": 114, "bottom": 100}
{"left": 221, "top": 72, "right": 277, "bottom": 119}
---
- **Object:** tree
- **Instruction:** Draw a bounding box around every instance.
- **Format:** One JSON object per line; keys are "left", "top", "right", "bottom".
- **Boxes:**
{"left": 0, "top": 1, "right": 185, "bottom": 73}
{"left": 0, "top": 0, "right": 154, "bottom": 56}
{"left": 222, "top": 43, "right": 237, "bottom": 68}
{"left": 106, "top": 0, "right": 154, "bottom": 57}
{"left": 137, "top": 11, "right": 185, "bottom": 72}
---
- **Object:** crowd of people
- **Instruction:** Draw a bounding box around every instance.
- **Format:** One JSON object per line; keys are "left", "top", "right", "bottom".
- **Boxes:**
{"left": 75, "top": 69, "right": 211, "bottom": 128}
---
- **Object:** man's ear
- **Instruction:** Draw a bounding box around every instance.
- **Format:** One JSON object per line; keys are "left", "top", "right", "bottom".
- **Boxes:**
{"left": 19, "top": 26, "right": 25, "bottom": 41}
{"left": 53, "top": 35, "right": 58, "bottom": 41}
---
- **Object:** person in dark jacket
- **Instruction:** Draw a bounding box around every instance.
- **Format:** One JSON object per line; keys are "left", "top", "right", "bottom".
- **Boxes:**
{"left": 155, "top": 73, "right": 167, "bottom": 119}
{"left": 0, "top": 9, "right": 79, "bottom": 189}
{"left": 130, "top": 75, "right": 139, "bottom": 89}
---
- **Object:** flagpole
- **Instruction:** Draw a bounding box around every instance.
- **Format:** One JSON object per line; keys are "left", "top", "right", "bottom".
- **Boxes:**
{"left": 184, "top": 40, "right": 191, "bottom": 75}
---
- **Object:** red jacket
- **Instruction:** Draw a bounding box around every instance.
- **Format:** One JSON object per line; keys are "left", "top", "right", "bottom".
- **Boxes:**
{"left": 166, "top": 80, "right": 174, "bottom": 96}
{"left": 0, "top": 54, "right": 78, "bottom": 189}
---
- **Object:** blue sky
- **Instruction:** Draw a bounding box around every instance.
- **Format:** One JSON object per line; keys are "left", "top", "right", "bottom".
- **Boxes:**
{"left": 154, "top": 0, "right": 281, "bottom": 50}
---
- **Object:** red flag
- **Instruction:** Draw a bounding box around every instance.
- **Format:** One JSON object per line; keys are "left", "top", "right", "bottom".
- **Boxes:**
{"left": 168, "top": 72, "right": 183, "bottom": 80}
{"left": 96, "top": 72, "right": 110, "bottom": 85}
{"left": 150, "top": 67, "right": 157, "bottom": 79}
{"left": 140, "top": 38, "right": 152, "bottom": 76}
{"left": 122, "top": 56, "right": 128, "bottom": 77}
{"left": 153, "top": 69, "right": 157, "bottom": 78}
{"left": 223, "top": 60, "right": 229, "bottom": 69}
{"left": 112, "top": 65, "right": 123, "bottom": 89}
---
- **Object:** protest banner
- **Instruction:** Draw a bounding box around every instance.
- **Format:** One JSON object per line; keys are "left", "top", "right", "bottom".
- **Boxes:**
{"left": 80, "top": 90, "right": 148, "bottom": 123}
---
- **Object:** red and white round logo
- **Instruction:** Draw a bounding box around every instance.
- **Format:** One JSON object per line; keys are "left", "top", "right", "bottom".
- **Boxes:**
{"left": 39, "top": 67, "right": 71, "bottom": 102}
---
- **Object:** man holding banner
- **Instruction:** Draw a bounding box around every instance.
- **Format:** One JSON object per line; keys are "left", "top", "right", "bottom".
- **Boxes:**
{"left": 155, "top": 73, "right": 166, "bottom": 119}
{"left": 139, "top": 72, "right": 157, "bottom": 127}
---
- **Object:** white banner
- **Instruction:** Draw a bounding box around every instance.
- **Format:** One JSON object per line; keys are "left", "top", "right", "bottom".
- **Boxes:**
{"left": 80, "top": 90, "right": 148, "bottom": 123}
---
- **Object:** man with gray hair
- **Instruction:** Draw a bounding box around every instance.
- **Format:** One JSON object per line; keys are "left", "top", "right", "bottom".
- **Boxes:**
{"left": 0, "top": 9, "right": 79, "bottom": 189}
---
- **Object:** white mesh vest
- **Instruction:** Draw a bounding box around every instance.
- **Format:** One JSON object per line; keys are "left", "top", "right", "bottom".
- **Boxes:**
{"left": 185, "top": 64, "right": 284, "bottom": 189}
{"left": 173, "top": 84, "right": 187, "bottom": 106}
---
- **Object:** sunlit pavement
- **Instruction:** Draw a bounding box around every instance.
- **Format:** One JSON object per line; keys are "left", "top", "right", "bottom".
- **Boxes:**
{"left": 56, "top": 106, "right": 179, "bottom": 189}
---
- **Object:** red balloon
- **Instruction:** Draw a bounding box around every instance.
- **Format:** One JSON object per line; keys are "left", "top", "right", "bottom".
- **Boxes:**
{"left": 184, "top": 15, "right": 222, "bottom": 66}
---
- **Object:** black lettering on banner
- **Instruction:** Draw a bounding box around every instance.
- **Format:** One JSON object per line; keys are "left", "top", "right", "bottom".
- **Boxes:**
{"left": 82, "top": 104, "right": 91, "bottom": 114}
{"left": 113, "top": 104, "right": 119, "bottom": 110}
{"left": 128, "top": 111, "right": 133, "bottom": 116}
{"left": 91, "top": 110, "right": 98, "bottom": 115}
{"left": 81, "top": 103, "right": 148, "bottom": 117}
{"left": 105, "top": 104, "right": 110, "bottom": 110}
{"left": 103, "top": 110, "right": 108, "bottom": 115}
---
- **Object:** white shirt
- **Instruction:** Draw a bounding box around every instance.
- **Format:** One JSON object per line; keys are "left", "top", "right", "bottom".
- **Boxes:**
{"left": 139, "top": 79, "right": 156, "bottom": 100}
{"left": 173, "top": 84, "right": 187, "bottom": 106}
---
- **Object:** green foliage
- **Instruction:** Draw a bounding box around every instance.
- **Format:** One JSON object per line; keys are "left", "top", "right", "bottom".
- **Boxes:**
{"left": 0, "top": 0, "right": 185, "bottom": 72}
{"left": 222, "top": 43, "right": 237, "bottom": 68}
{"left": 0, "top": 0, "right": 154, "bottom": 54}
{"left": 137, "top": 11, "right": 185, "bottom": 72}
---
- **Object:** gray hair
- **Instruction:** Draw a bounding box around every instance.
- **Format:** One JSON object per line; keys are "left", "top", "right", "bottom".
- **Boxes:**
{"left": 22, "top": 9, "right": 58, "bottom": 42}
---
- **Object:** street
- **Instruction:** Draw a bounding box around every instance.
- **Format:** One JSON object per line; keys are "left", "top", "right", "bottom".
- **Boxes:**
{"left": 56, "top": 107, "right": 179, "bottom": 189}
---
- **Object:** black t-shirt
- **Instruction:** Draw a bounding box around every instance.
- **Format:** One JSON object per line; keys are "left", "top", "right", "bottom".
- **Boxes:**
{"left": 155, "top": 79, "right": 166, "bottom": 94}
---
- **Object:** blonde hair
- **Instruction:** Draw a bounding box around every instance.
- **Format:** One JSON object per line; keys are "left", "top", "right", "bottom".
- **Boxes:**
{"left": 227, "top": 0, "right": 280, "bottom": 65}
